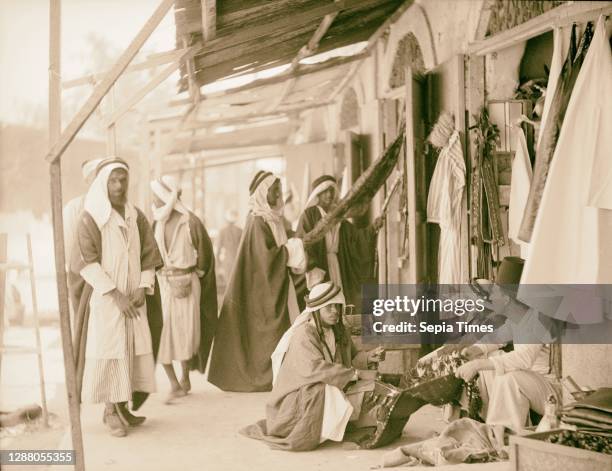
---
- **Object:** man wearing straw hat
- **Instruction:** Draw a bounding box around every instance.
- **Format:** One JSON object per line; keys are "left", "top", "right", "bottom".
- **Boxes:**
{"left": 242, "top": 282, "right": 385, "bottom": 451}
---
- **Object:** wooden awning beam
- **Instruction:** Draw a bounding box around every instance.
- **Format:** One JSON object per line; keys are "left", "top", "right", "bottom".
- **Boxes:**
{"left": 62, "top": 47, "right": 191, "bottom": 89}
{"left": 104, "top": 47, "right": 198, "bottom": 127}
{"left": 45, "top": 0, "right": 175, "bottom": 163}
{"left": 468, "top": 1, "right": 612, "bottom": 56}
{"left": 149, "top": 100, "right": 331, "bottom": 131}
{"left": 201, "top": 0, "right": 216, "bottom": 41}
{"left": 169, "top": 51, "right": 367, "bottom": 107}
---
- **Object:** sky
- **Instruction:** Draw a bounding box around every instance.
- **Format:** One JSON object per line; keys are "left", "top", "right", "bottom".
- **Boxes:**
{"left": 0, "top": 0, "right": 176, "bottom": 124}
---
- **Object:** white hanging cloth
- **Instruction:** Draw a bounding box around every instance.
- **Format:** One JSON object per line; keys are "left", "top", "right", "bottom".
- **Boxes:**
{"left": 508, "top": 128, "right": 532, "bottom": 259}
{"left": 427, "top": 130, "right": 466, "bottom": 284}
{"left": 520, "top": 15, "right": 612, "bottom": 287}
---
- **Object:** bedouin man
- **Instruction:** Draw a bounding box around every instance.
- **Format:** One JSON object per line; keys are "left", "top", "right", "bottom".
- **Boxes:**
{"left": 296, "top": 175, "right": 381, "bottom": 309}
{"left": 242, "top": 282, "right": 385, "bottom": 451}
{"left": 208, "top": 171, "right": 306, "bottom": 392}
{"left": 71, "top": 157, "right": 163, "bottom": 437}
{"left": 150, "top": 175, "right": 218, "bottom": 403}
{"left": 454, "top": 257, "right": 560, "bottom": 433}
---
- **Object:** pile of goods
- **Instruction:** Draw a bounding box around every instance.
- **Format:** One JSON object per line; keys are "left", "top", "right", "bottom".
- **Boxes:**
{"left": 546, "top": 430, "right": 612, "bottom": 455}
{"left": 402, "top": 350, "right": 482, "bottom": 419}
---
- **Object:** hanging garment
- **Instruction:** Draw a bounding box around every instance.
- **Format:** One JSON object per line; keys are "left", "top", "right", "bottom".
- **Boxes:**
{"left": 519, "top": 23, "right": 594, "bottom": 242}
{"left": 508, "top": 129, "right": 532, "bottom": 259}
{"left": 470, "top": 110, "right": 505, "bottom": 280}
{"left": 427, "top": 130, "right": 466, "bottom": 284}
{"left": 537, "top": 27, "right": 569, "bottom": 149}
{"left": 520, "top": 16, "right": 612, "bottom": 288}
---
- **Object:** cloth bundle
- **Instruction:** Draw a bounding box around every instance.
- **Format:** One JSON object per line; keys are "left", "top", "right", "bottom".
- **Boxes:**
{"left": 562, "top": 388, "right": 612, "bottom": 435}
{"left": 380, "top": 418, "right": 505, "bottom": 467}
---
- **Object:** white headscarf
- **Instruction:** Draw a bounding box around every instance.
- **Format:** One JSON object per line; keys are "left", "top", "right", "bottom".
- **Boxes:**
{"left": 249, "top": 173, "right": 287, "bottom": 246}
{"left": 271, "top": 282, "right": 345, "bottom": 385}
{"left": 81, "top": 158, "right": 104, "bottom": 181}
{"left": 150, "top": 175, "right": 189, "bottom": 222}
{"left": 83, "top": 160, "right": 129, "bottom": 229}
{"left": 305, "top": 179, "right": 338, "bottom": 209}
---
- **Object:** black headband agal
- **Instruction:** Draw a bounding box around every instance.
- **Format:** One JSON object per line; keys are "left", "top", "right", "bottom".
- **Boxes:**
{"left": 306, "top": 283, "right": 341, "bottom": 309}
{"left": 95, "top": 157, "right": 129, "bottom": 176}
{"left": 249, "top": 171, "right": 273, "bottom": 195}
{"left": 311, "top": 175, "right": 336, "bottom": 192}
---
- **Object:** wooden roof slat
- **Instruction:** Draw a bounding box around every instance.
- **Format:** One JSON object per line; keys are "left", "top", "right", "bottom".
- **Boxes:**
{"left": 175, "top": 0, "right": 405, "bottom": 87}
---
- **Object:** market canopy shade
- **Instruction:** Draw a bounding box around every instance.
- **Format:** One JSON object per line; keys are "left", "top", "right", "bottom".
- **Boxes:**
{"left": 174, "top": 0, "right": 407, "bottom": 89}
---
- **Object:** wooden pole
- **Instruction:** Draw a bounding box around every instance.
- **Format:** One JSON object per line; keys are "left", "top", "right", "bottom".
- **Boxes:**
{"left": 48, "top": 1, "right": 86, "bottom": 469}
{"left": 26, "top": 234, "right": 49, "bottom": 428}
{"left": 0, "top": 234, "right": 7, "bottom": 386}
{"left": 45, "top": 0, "right": 175, "bottom": 163}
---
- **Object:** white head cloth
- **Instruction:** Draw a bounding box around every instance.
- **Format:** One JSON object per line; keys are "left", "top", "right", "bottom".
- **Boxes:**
{"left": 81, "top": 158, "right": 104, "bottom": 181}
{"left": 83, "top": 159, "right": 129, "bottom": 229}
{"left": 249, "top": 173, "right": 287, "bottom": 246}
{"left": 150, "top": 175, "right": 189, "bottom": 222}
{"left": 305, "top": 179, "right": 338, "bottom": 209}
{"left": 271, "top": 282, "right": 345, "bottom": 385}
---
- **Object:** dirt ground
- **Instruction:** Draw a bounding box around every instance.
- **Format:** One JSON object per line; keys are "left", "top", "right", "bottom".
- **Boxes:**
{"left": 1, "top": 325, "right": 510, "bottom": 471}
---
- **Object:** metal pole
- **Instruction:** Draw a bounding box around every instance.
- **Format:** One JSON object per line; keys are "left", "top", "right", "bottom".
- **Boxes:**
{"left": 26, "top": 234, "right": 49, "bottom": 427}
{"left": 48, "top": 1, "right": 86, "bottom": 469}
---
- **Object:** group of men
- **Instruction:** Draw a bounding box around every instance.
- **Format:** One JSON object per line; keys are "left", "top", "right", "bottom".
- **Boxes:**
{"left": 64, "top": 156, "right": 558, "bottom": 449}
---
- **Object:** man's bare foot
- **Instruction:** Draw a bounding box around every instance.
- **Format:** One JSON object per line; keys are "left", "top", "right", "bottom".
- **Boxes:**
{"left": 165, "top": 385, "right": 187, "bottom": 404}
{"left": 180, "top": 377, "right": 191, "bottom": 393}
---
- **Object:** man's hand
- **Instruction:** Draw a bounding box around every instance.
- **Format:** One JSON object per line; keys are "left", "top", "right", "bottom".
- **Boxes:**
{"left": 110, "top": 289, "right": 139, "bottom": 319}
{"left": 367, "top": 346, "right": 386, "bottom": 364}
{"left": 372, "top": 215, "right": 386, "bottom": 232}
{"left": 461, "top": 345, "right": 483, "bottom": 361}
{"left": 130, "top": 288, "right": 146, "bottom": 308}
{"left": 455, "top": 360, "right": 485, "bottom": 382}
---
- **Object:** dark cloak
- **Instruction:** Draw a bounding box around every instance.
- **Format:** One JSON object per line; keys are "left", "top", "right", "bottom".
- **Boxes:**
{"left": 69, "top": 208, "right": 163, "bottom": 410}
{"left": 181, "top": 212, "right": 219, "bottom": 373}
{"left": 207, "top": 214, "right": 292, "bottom": 392}
{"left": 296, "top": 206, "right": 377, "bottom": 309}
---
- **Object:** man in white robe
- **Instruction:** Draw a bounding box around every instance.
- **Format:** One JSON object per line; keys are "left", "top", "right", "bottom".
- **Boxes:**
{"left": 454, "top": 257, "right": 559, "bottom": 433}
{"left": 150, "top": 175, "right": 217, "bottom": 403}
{"left": 73, "top": 158, "right": 162, "bottom": 437}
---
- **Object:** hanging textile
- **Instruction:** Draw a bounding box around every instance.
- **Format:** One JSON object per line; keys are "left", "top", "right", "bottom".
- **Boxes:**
{"left": 508, "top": 128, "right": 532, "bottom": 259}
{"left": 470, "top": 108, "right": 504, "bottom": 280}
{"left": 427, "top": 130, "right": 466, "bottom": 284}
{"left": 518, "top": 23, "right": 594, "bottom": 242}
{"left": 537, "top": 27, "right": 568, "bottom": 149}
{"left": 520, "top": 16, "right": 612, "bottom": 288}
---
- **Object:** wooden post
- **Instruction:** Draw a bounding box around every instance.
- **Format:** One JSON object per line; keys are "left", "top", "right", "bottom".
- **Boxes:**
{"left": 26, "top": 234, "right": 49, "bottom": 427}
{"left": 0, "top": 234, "right": 6, "bottom": 385}
{"left": 48, "top": 1, "right": 86, "bottom": 469}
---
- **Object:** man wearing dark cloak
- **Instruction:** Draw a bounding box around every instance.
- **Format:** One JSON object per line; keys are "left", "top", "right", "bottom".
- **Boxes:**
{"left": 207, "top": 171, "right": 306, "bottom": 392}
{"left": 296, "top": 175, "right": 380, "bottom": 310}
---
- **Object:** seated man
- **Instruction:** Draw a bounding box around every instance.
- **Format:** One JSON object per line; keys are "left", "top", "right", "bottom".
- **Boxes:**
{"left": 454, "top": 257, "right": 560, "bottom": 433}
{"left": 241, "top": 282, "right": 384, "bottom": 451}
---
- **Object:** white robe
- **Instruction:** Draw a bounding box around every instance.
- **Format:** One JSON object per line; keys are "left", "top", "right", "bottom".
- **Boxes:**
{"left": 520, "top": 17, "right": 612, "bottom": 287}
{"left": 155, "top": 213, "right": 201, "bottom": 364}
{"left": 427, "top": 130, "right": 466, "bottom": 284}
{"left": 80, "top": 204, "right": 156, "bottom": 403}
